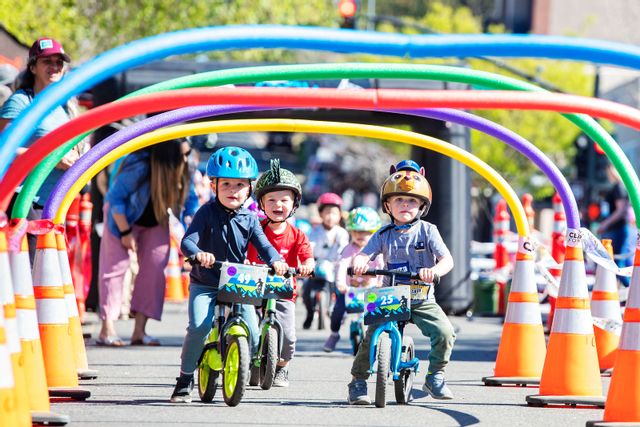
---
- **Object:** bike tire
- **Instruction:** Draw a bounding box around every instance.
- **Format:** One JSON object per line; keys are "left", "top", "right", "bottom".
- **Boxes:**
{"left": 260, "top": 327, "right": 279, "bottom": 390}
{"left": 222, "top": 335, "right": 250, "bottom": 407}
{"left": 198, "top": 353, "right": 219, "bottom": 403}
{"left": 394, "top": 336, "right": 415, "bottom": 404}
{"left": 375, "top": 334, "right": 391, "bottom": 408}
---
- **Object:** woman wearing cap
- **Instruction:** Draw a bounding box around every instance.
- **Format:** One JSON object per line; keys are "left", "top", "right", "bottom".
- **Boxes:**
{"left": 0, "top": 37, "right": 82, "bottom": 258}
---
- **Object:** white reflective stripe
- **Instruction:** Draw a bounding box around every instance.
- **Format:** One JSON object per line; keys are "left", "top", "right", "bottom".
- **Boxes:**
{"left": 0, "top": 344, "right": 14, "bottom": 388}
{"left": 590, "top": 300, "right": 623, "bottom": 321}
{"left": 505, "top": 302, "right": 543, "bottom": 324}
{"left": 58, "top": 251, "right": 73, "bottom": 285}
{"left": 5, "top": 318, "right": 20, "bottom": 354}
{"left": 510, "top": 259, "right": 536, "bottom": 293}
{"left": 558, "top": 260, "right": 589, "bottom": 298}
{"left": 166, "top": 266, "right": 182, "bottom": 275}
{"left": 593, "top": 267, "right": 618, "bottom": 292}
{"left": 619, "top": 322, "right": 640, "bottom": 351}
{"left": 627, "top": 265, "right": 640, "bottom": 309}
{"left": 32, "top": 249, "right": 63, "bottom": 287}
{"left": 0, "top": 253, "right": 14, "bottom": 306}
{"left": 551, "top": 309, "right": 594, "bottom": 334}
{"left": 16, "top": 310, "right": 40, "bottom": 340}
{"left": 9, "top": 251, "right": 34, "bottom": 297}
{"left": 65, "top": 293, "right": 79, "bottom": 317}
{"left": 36, "top": 299, "right": 69, "bottom": 324}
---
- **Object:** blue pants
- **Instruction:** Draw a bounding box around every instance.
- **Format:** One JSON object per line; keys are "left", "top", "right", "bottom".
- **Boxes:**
{"left": 179, "top": 283, "right": 259, "bottom": 375}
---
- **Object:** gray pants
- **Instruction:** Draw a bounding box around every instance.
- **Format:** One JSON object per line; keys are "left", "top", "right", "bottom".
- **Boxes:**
{"left": 274, "top": 299, "right": 296, "bottom": 362}
{"left": 351, "top": 299, "right": 456, "bottom": 380}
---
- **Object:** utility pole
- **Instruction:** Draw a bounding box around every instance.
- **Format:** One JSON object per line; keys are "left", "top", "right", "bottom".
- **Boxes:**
{"left": 367, "top": 0, "right": 376, "bottom": 31}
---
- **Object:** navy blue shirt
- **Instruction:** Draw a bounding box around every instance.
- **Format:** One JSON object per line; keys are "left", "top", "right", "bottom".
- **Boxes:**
{"left": 181, "top": 197, "right": 281, "bottom": 287}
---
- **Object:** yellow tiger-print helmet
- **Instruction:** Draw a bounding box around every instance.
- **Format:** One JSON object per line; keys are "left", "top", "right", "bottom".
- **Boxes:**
{"left": 380, "top": 170, "right": 432, "bottom": 216}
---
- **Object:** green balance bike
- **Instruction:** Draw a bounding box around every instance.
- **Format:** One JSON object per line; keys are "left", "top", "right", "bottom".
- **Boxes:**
{"left": 195, "top": 260, "right": 273, "bottom": 406}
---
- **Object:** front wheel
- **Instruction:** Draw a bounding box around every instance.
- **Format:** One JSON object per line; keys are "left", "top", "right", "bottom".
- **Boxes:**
{"left": 394, "top": 336, "right": 415, "bottom": 404}
{"left": 260, "top": 327, "right": 279, "bottom": 390}
{"left": 198, "top": 353, "right": 219, "bottom": 402}
{"left": 222, "top": 335, "right": 250, "bottom": 406}
{"left": 375, "top": 334, "right": 391, "bottom": 408}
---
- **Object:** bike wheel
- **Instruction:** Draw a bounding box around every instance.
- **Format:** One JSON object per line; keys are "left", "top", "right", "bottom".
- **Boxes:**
{"left": 394, "top": 336, "right": 415, "bottom": 404}
{"left": 260, "top": 327, "right": 279, "bottom": 390}
{"left": 198, "top": 352, "right": 219, "bottom": 402}
{"left": 375, "top": 334, "right": 391, "bottom": 408}
{"left": 222, "top": 335, "right": 250, "bottom": 406}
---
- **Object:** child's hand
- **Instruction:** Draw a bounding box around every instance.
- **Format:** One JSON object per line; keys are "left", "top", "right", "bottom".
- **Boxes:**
{"left": 298, "top": 264, "right": 314, "bottom": 277}
{"left": 418, "top": 267, "right": 437, "bottom": 284}
{"left": 336, "top": 283, "right": 348, "bottom": 293}
{"left": 351, "top": 254, "right": 370, "bottom": 276}
{"left": 196, "top": 252, "right": 216, "bottom": 268}
{"left": 272, "top": 260, "right": 288, "bottom": 276}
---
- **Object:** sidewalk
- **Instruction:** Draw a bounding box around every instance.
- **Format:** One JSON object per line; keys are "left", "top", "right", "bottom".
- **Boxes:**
{"left": 54, "top": 301, "right": 608, "bottom": 426}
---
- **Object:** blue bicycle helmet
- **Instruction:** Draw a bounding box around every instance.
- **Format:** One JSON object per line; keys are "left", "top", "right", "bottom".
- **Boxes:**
{"left": 389, "top": 159, "right": 424, "bottom": 175}
{"left": 206, "top": 146, "right": 259, "bottom": 179}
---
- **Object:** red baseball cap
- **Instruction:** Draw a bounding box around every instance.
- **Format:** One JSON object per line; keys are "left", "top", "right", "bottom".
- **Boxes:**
{"left": 28, "top": 37, "right": 71, "bottom": 63}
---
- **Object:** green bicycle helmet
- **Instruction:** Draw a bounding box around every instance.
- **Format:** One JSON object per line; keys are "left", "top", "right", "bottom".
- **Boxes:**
{"left": 254, "top": 159, "right": 303, "bottom": 212}
{"left": 346, "top": 206, "right": 382, "bottom": 232}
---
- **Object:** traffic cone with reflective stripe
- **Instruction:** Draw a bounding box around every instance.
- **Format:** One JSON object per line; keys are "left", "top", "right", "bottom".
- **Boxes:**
{"left": 56, "top": 233, "right": 97, "bottom": 380}
{"left": 588, "top": 231, "right": 640, "bottom": 425}
{"left": 0, "top": 302, "right": 19, "bottom": 427}
{"left": 493, "top": 200, "right": 511, "bottom": 315}
{"left": 0, "top": 230, "right": 31, "bottom": 426}
{"left": 527, "top": 228, "right": 603, "bottom": 407}
{"left": 164, "top": 236, "right": 184, "bottom": 302}
{"left": 548, "top": 193, "right": 566, "bottom": 333}
{"left": 483, "top": 236, "right": 546, "bottom": 386}
{"left": 8, "top": 221, "right": 68, "bottom": 425}
{"left": 522, "top": 193, "right": 535, "bottom": 231}
{"left": 590, "top": 239, "right": 622, "bottom": 373}
{"left": 32, "top": 230, "right": 89, "bottom": 400}
{"left": 181, "top": 269, "right": 190, "bottom": 299}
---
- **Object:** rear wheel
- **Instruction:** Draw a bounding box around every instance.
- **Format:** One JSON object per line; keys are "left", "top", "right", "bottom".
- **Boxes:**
{"left": 394, "top": 336, "right": 415, "bottom": 404}
{"left": 260, "top": 327, "right": 279, "bottom": 390}
{"left": 222, "top": 335, "right": 250, "bottom": 406}
{"left": 375, "top": 334, "right": 391, "bottom": 408}
{"left": 198, "top": 351, "right": 219, "bottom": 402}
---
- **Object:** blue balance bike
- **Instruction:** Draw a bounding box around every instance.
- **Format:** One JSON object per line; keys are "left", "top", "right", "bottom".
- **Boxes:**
{"left": 348, "top": 267, "right": 439, "bottom": 408}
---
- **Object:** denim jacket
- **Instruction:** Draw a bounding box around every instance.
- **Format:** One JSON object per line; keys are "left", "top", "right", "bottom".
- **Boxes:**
{"left": 105, "top": 151, "right": 197, "bottom": 237}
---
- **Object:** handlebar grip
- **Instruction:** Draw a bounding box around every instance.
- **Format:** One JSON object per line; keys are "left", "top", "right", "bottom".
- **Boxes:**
{"left": 347, "top": 267, "right": 441, "bottom": 285}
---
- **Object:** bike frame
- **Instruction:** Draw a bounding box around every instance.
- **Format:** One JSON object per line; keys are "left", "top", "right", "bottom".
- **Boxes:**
{"left": 368, "top": 320, "right": 419, "bottom": 381}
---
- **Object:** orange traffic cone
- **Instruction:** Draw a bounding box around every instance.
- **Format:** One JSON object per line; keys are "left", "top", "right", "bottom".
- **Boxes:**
{"left": 527, "top": 228, "right": 604, "bottom": 407}
{"left": 591, "top": 239, "right": 622, "bottom": 373}
{"left": 592, "top": 236, "right": 640, "bottom": 424}
{"left": 56, "top": 233, "right": 97, "bottom": 380}
{"left": 8, "top": 221, "right": 68, "bottom": 425}
{"left": 0, "top": 229, "right": 31, "bottom": 426}
{"left": 483, "top": 236, "right": 546, "bottom": 386}
{"left": 181, "top": 269, "right": 190, "bottom": 299}
{"left": 493, "top": 200, "right": 511, "bottom": 315}
{"left": 165, "top": 237, "right": 185, "bottom": 302}
{"left": 32, "top": 230, "right": 89, "bottom": 401}
{"left": 0, "top": 302, "right": 19, "bottom": 427}
{"left": 548, "top": 192, "right": 566, "bottom": 333}
{"left": 522, "top": 193, "right": 535, "bottom": 231}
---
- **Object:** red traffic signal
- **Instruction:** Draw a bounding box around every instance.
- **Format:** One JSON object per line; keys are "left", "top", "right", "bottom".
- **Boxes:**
{"left": 338, "top": 0, "right": 357, "bottom": 18}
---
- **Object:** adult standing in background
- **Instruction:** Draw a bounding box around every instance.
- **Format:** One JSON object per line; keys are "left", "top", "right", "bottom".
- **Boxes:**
{"left": 98, "top": 139, "right": 196, "bottom": 346}
{"left": 0, "top": 37, "right": 83, "bottom": 259}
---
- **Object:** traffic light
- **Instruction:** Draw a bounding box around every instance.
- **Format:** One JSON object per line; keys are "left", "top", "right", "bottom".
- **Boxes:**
{"left": 338, "top": 0, "right": 357, "bottom": 29}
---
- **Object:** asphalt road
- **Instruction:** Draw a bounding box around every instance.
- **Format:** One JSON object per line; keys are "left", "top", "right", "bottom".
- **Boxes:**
{"left": 51, "top": 301, "right": 608, "bottom": 426}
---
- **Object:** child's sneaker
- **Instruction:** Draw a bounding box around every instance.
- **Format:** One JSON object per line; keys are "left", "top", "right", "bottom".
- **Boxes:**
{"left": 422, "top": 371, "right": 454, "bottom": 400}
{"left": 273, "top": 366, "right": 289, "bottom": 387}
{"left": 323, "top": 332, "right": 340, "bottom": 352}
{"left": 347, "top": 379, "right": 371, "bottom": 405}
{"left": 170, "top": 374, "right": 194, "bottom": 403}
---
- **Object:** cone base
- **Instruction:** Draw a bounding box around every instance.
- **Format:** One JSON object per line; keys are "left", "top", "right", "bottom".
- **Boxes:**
{"left": 48, "top": 387, "right": 90, "bottom": 401}
{"left": 31, "top": 410, "right": 70, "bottom": 426}
{"left": 482, "top": 376, "right": 540, "bottom": 387}
{"left": 526, "top": 394, "right": 605, "bottom": 408}
{"left": 600, "top": 368, "right": 613, "bottom": 377}
{"left": 586, "top": 421, "right": 640, "bottom": 427}
{"left": 494, "top": 323, "right": 546, "bottom": 378}
{"left": 78, "top": 368, "right": 98, "bottom": 380}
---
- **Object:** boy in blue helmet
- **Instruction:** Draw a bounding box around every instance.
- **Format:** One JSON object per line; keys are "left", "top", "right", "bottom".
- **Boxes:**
{"left": 170, "top": 146, "right": 288, "bottom": 403}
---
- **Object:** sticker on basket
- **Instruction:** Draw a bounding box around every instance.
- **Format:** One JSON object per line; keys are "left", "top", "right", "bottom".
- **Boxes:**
{"left": 217, "top": 262, "right": 268, "bottom": 305}
{"left": 345, "top": 287, "right": 368, "bottom": 313}
{"left": 264, "top": 275, "right": 294, "bottom": 299}
{"left": 363, "top": 286, "right": 410, "bottom": 325}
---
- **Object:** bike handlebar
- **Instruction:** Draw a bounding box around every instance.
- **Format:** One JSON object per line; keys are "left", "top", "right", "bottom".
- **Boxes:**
{"left": 185, "top": 257, "right": 301, "bottom": 278}
{"left": 346, "top": 267, "right": 440, "bottom": 286}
